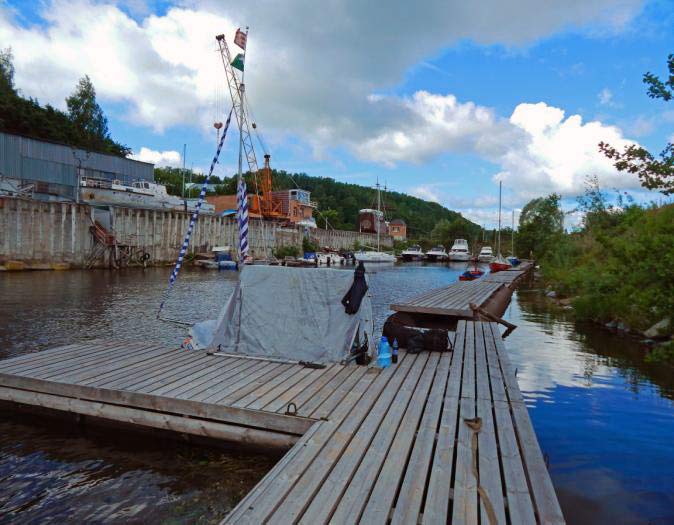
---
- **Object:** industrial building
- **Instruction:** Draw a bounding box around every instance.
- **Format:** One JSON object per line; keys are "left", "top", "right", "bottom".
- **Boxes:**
{"left": 0, "top": 131, "right": 154, "bottom": 202}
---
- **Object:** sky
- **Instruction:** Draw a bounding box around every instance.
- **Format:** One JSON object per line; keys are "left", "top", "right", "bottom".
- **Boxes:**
{"left": 2, "top": 0, "right": 673, "bottom": 228}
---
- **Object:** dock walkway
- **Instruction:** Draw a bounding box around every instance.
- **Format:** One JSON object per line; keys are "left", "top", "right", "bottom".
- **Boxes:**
{"left": 0, "top": 318, "right": 563, "bottom": 524}
{"left": 391, "top": 262, "right": 534, "bottom": 319}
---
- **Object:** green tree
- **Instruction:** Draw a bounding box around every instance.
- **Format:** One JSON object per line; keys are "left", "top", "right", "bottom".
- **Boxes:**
{"left": 66, "top": 76, "right": 111, "bottom": 151}
{"left": 516, "top": 193, "right": 564, "bottom": 259}
{"left": 599, "top": 54, "right": 674, "bottom": 194}
{"left": 0, "top": 47, "right": 15, "bottom": 95}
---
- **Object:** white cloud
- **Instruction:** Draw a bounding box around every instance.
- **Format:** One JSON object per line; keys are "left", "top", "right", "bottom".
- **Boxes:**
{"left": 411, "top": 184, "right": 441, "bottom": 203}
{"left": 629, "top": 115, "right": 655, "bottom": 137}
{"left": 129, "top": 147, "right": 181, "bottom": 167}
{"left": 0, "top": 0, "right": 647, "bottom": 205}
{"left": 598, "top": 87, "right": 614, "bottom": 106}
{"left": 494, "top": 102, "right": 640, "bottom": 198}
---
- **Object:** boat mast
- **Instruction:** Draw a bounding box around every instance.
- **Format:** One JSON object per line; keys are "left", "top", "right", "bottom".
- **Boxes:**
{"left": 376, "top": 180, "right": 381, "bottom": 252}
{"left": 497, "top": 181, "right": 503, "bottom": 256}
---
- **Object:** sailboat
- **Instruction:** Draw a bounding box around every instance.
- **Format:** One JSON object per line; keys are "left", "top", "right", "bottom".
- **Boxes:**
{"left": 355, "top": 181, "right": 396, "bottom": 263}
{"left": 506, "top": 209, "right": 520, "bottom": 266}
{"left": 489, "top": 181, "right": 512, "bottom": 273}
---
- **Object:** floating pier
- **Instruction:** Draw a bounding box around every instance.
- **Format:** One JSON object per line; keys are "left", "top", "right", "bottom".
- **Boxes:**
{"left": 0, "top": 319, "right": 563, "bottom": 524}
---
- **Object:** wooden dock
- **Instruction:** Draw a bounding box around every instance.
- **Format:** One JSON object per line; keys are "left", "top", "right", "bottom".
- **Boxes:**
{"left": 0, "top": 318, "right": 563, "bottom": 524}
{"left": 391, "top": 262, "right": 534, "bottom": 319}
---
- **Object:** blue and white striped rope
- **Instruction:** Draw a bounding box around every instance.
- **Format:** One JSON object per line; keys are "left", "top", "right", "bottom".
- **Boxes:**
{"left": 157, "top": 108, "right": 233, "bottom": 318}
{"left": 237, "top": 176, "right": 249, "bottom": 258}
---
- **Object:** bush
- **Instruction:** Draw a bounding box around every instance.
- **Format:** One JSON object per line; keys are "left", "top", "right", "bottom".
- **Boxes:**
{"left": 273, "top": 245, "right": 299, "bottom": 258}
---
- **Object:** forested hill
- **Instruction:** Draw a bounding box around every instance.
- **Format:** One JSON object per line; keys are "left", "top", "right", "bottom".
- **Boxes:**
{"left": 271, "top": 171, "right": 470, "bottom": 235}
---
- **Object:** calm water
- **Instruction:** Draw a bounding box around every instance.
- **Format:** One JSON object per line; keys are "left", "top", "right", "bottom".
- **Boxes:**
{"left": 1, "top": 264, "right": 673, "bottom": 524}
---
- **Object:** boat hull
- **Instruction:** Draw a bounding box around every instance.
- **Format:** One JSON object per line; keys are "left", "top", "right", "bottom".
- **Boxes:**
{"left": 448, "top": 252, "right": 470, "bottom": 262}
{"left": 489, "top": 261, "right": 511, "bottom": 273}
{"left": 401, "top": 253, "right": 423, "bottom": 261}
{"left": 355, "top": 251, "right": 396, "bottom": 263}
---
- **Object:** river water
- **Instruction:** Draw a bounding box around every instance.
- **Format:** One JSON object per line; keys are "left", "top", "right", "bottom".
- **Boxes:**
{"left": 1, "top": 264, "right": 673, "bottom": 524}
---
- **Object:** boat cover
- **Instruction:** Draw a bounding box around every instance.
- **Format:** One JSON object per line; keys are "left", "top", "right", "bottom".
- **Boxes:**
{"left": 190, "top": 265, "right": 375, "bottom": 364}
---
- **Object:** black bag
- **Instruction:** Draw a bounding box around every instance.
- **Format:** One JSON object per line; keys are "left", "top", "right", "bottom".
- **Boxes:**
{"left": 423, "top": 329, "right": 451, "bottom": 352}
{"left": 407, "top": 332, "right": 425, "bottom": 354}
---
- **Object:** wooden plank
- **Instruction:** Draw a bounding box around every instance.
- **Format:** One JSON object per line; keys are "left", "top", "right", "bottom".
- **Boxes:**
{"left": 262, "top": 366, "right": 333, "bottom": 413}
{"left": 488, "top": 323, "right": 523, "bottom": 403}
{"left": 391, "top": 352, "right": 452, "bottom": 525}
{"left": 0, "top": 341, "right": 98, "bottom": 371}
{"left": 227, "top": 361, "right": 391, "bottom": 523}
{"left": 81, "top": 347, "right": 192, "bottom": 387}
{"left": 493, "top": 401, "right": 536, "bottom": 525}
{"left": 223, "top": 421, "right": 326, "bottom": 523}
{"left": 92, "top": 350, "right": 200, "bottom": 390}
{"left": 511, "top": 401, "right": 565, "bottom": 524}
{"left": 475, "top": 322, "right": 492, "bottom": 400}
{"left": 476, "top": 397, "right": 507, "bottom": 525}
{"left": 484, "top": 323, "right": 508, "bottom": 403}
{"left": 43, "top": 345, "right": 172, "bottom": 383}
{"left": 451, "top": 397, "right": 478, "bottom": 525}
{"left": 280, "top": 363, "right": 343, "bottom": 413}
{"left": 461, "top": 321, "right": 476, "bottom": 400}
{"left": 38, "top": 344, "right": 168, "bottom": 383}
{"left": 0, "top": 340, "right": 125, "bottom": 376}
{"left": 150, "top": 357, "right": 271, "bottom": 398}
{"left": 359, "top": 353, "right": 441, "bottom": 523}
{"left": 422, "top": 352, "right": 461, "bottom": 524}
{"left": 231, "top": 365, "right": 306, "bottom": 408}
{"left": 213, "top": 363, "right": 294, "bottom": 405}
{"left": 296, "top": 366, "right": 369, "bottom": 417}
{"left": 0, "top": 385, "right": 297, "bottom": 449}
{"left": 325, "top": 354, "right": 431, "bottom": 524}
{"left": 245, "top": 367, "right": 315, "bottom": 411}
{"left": 0, "top": 372, "right": 313, "bottom": 436}
{"left": 185, "top": 361, "right": 281, "bottom": 402}
{"left": 308, "top": 366, "right": 368, "bottom": 420}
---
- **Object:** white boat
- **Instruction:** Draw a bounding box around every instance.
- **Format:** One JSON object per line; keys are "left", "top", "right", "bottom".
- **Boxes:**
{"left": 478, "top": 246, "right": 494, "bottom": 263}
{"left": 354, "top": 250, "right": 397, "bottom": 263}
{"left": 400, "top": 244, "right": 424, "bottom": 261}
{"left": 316, "top": 252, "right": 345, "bottom": 265}
{"left": 425, "top": 245, "right": 448, "bottom": 262}
{"left": 354, "top": 181, "right": 396, "bottom": 264}
{"left": 448, "top": 239, "right": 471, "bottom": 261}
{"left": 80, "top": 177, "right": 215, "bottom": 214}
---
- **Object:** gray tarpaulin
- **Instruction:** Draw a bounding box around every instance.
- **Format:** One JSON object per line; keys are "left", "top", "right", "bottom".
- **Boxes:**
{"left": 190, "top": 265, "right": 374, "bottom": 364}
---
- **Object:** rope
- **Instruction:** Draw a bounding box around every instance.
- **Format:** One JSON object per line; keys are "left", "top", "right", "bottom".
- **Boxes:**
{"left": 463, "top": 416, "right": 498, "bottom": 525}
{"left": 157, "top": 107, "right": 234, "bottom": 320}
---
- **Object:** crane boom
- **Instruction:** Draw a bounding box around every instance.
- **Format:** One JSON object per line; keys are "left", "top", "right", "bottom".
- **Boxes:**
{"left": 215, "top": 33, "right": 259, "bottom": 176}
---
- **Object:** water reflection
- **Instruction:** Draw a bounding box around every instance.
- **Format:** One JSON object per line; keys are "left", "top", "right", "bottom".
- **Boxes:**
{"left": 1, "top": 265, "right": 673, "bottom": 524}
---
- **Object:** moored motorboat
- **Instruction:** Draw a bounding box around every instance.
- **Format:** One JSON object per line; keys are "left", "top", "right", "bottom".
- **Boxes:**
{"left": 478, "top": 246, "right": 494, "bottom": 262}
{"left": 354, "top": 250, "right": 397, "bottom": 263}
{"left": 425, "top": 245, "right": 448, "bottom": 262}
{"left": 448, "top": 239, "right": 471, "bottom": 261}
{"left": 401, "top": 244, "right": 424, "bottom": 261}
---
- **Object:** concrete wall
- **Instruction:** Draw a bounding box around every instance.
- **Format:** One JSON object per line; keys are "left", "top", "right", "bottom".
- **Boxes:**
{"left": 0, "top": 197, "right": 392, "bottom": 269}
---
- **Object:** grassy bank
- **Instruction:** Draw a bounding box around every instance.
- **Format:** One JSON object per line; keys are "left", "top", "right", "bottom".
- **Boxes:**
{"left": 538, "top": 202, "right": 674, "bottom": 363}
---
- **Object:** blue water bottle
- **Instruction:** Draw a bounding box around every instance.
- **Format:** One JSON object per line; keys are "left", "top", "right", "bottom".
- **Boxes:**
{"left": 378, "top": 336, "right": 391, "bottom": 368}
{"left": 392, "top": 338, "right": 399, "bottom": 364}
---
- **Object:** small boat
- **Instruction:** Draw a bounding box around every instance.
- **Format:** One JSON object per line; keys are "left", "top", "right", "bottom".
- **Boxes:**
{"left": 425, "top": 245, "right": 448, "bottom": 262}
{"left": 401, "top": 245, "right": 424, "bottom": 261}
{"left": 489, "top": 256, "right": 512, "bottom": 273}
{"left": 458, "top": 261, "right": 485, "bottom": 281}
{"left": 448, "top": 239, "right": 471, "bottom": 261}
{"left": 507, "top": 256, "right": 520, "bottom": 266}
{"left": 316, "top": 252, "right": 345, "bottom": 265}
{"left": 478, "top": 246, "right": 494, "bottom": 263}
{"left": 354, "top": 250, "right": 397, "bottom": 263}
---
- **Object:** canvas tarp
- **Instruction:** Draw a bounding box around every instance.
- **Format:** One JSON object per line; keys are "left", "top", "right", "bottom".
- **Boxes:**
{"left": 190, "top": 265, "right": 374, "bottom": 364}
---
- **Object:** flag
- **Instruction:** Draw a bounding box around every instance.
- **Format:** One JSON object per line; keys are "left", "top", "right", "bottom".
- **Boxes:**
{"left": 237, "top": 178, "right": 249, "bottom": 258}
{"left": 231, "top": 53, "right": 245, "bottom": 72}
{"left": 234, "top": 28, "right": 247, "bottom": 50}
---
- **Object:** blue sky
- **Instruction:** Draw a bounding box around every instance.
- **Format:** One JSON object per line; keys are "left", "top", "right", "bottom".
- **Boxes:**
{"left": 2, "top": 0, "right": 673, "bottom": 227}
